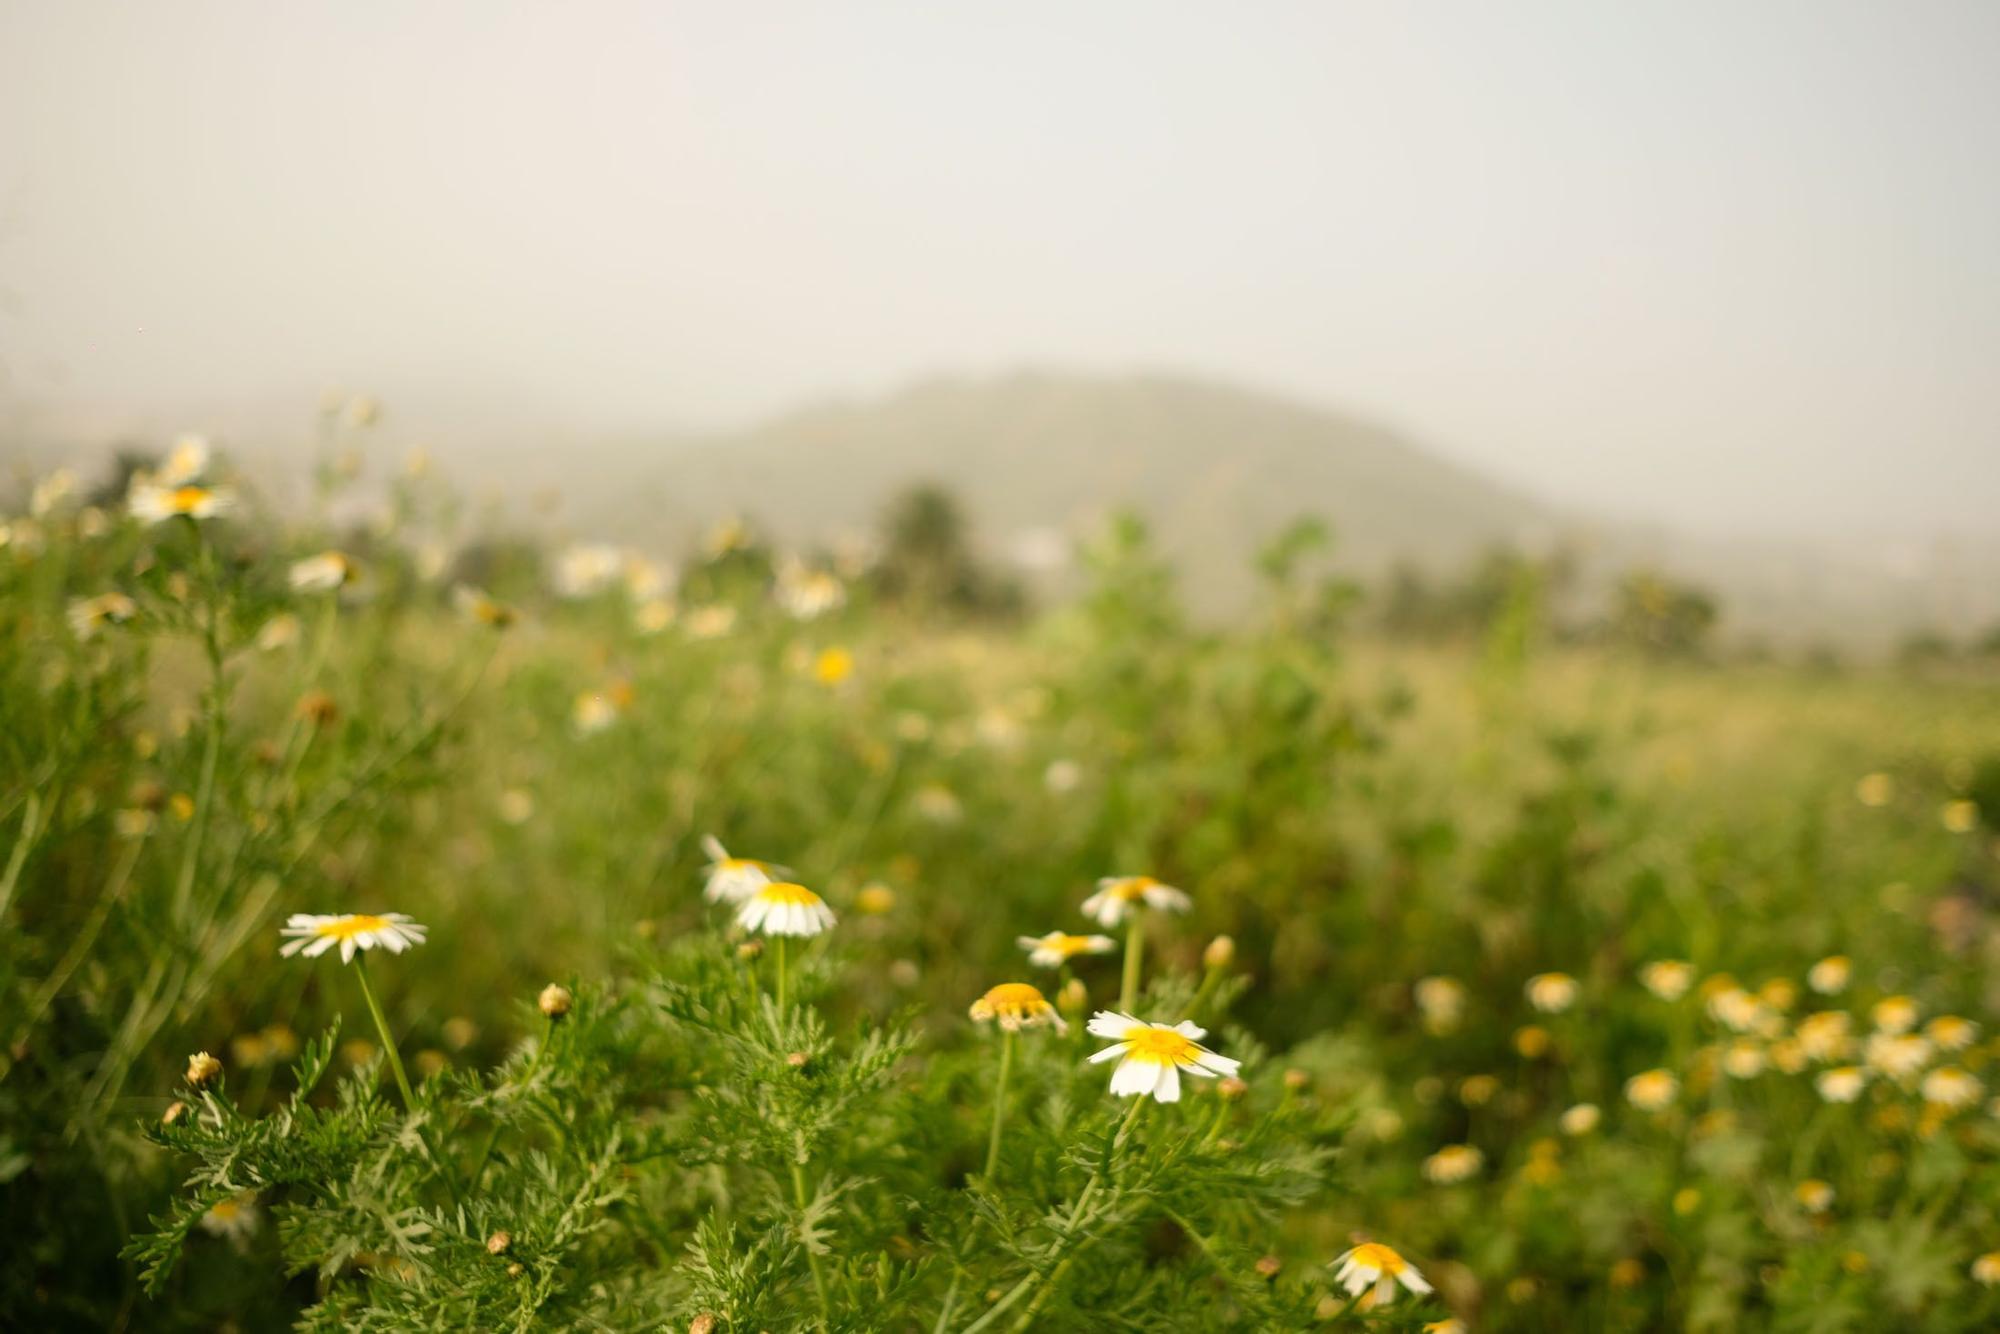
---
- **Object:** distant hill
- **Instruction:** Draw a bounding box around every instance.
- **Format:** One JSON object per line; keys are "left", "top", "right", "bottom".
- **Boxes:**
{"left": 588, "top": 370, "right": 1570, "bottom": 613}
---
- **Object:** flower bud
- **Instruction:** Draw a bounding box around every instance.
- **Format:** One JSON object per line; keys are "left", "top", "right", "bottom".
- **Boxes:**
{"left": 1057, "top": 977, "right": 1088, "bottom": 1017}
{"left": 786, "top": 1051, "right": 810, "bottom": 1070}
{"left": 486, "top": 1231, "right": 512, "bottom": 1255}
{"left": 162, "top": 1100, "right": 188, "bottom": 1126}
{"left": 185, "top": 1051, "right": 222, "bottom": 1088}
{"left": 538, "top": 984, "right": 573, "bottom": 1020}
{"left": 1203, "top": 935, "right": 1235, "bottom": 969}
{"left": 737, "top": 940, "right": 764, "bottom": 961}
{"left": 1254, "top": 1255, "right": 1282, "bottom": 1279}
{"left": 1218, "top": 1076, "right": 1249, "bottom": 1101}
{"left": 1283, "top": 1068, "right": 1310, "bottom": 1092}
{"left": 689, "top": 1317, "right": 718, "bottom": 1334}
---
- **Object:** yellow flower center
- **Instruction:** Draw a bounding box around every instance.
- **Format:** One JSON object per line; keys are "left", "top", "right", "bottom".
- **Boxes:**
{"left": 755, "top": 882, "right": 822, "bottom": 906}
{"left": 1348, "top": 1242, "right": 1406, "bottom": 1276}
{"left": 209, "top": 1199, "right": 241, "bottom": 1221}
{"left": 169, "top": 485, "right": 212, "bottom": 511}
{"left": 315, "top": 914, "right": 392, "bottom": 940}
{"left": 1109, "top": 876, "right": 1157, "bottom": 901}
{"left": 981, "top": 983, "right": 1050, "bottom": 1017}
{"left": 1123, "top": 1025, "right": 1198, "bottom": 1065}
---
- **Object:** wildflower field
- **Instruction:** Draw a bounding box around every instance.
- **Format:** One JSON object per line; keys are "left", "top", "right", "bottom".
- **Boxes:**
{"left": 4, "top": 440, "right": 2000, "bottom": 1332}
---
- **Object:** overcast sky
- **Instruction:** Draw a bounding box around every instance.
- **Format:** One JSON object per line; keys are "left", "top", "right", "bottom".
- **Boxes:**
{"left": 1, "top": 1, "right": 1996, "bottom": 537}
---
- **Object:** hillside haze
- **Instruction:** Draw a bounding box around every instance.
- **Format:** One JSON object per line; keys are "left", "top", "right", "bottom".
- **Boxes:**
{"left": 583, "top": 371, "right": 1564, "bottom": 612}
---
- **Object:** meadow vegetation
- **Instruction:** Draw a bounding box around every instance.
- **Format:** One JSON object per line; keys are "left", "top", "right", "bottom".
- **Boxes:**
{"left": 3, "top": 432, "right": 1999, "bottom": 1330}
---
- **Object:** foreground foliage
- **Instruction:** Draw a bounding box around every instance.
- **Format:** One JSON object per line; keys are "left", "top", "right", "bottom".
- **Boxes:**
{"left": 2, "top": 437, "right": 1999, "bottom": 1329}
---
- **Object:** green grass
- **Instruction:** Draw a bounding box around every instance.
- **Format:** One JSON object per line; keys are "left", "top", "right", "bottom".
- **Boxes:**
{"left": 3, "top": 469, "right": 2000, "bottom": 1330}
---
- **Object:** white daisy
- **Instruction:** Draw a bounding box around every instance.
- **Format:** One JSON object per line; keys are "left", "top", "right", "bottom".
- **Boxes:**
{"left": 736, "top": 881, "right": 836, "bottom": 938}
{"left": 130, "top": 482, "right": 234, "bottom": 524}
{"left": 1015, "top": 931, "right": 1117, "bottom": 969}
{"left": 1525, "top": 972, "right": 1579, "bottom": 1013}
{"left": 700, "top": 835, "right": 791, "bottom": 904}
{"left": 1815, "top": 1065, "right": 1867, "bottom": 1103}
{"left": 289, "top": 550, "right": 358, "bottom": 592}
{"left": 1330, "top": 1242, "right": 1432, "bottom": 1306}
{"left": 1080, "top": 875, "right": 1191, "bottom": 928}
{"left": 969, "top": 983, "right": 1067, "bottom": 1033}
{"left": 198, "top": 1192, "right": 261, "bottom": 1243}
{"left": 1085, "top": 1011, "right": 1240, "bottom": 1103}
{"left": 279, "top": 912, "right": 428, "bottom": 964}
{"left": 775, "top": 560, "right": 847, "bottom": 620}
{"left": 159, "top": 434, "right": 212, "bottom": 486}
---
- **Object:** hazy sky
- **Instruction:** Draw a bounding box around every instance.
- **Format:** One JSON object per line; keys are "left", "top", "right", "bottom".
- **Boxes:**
{"left": 2, "top": 1, "right": 1996, "bottom": 537}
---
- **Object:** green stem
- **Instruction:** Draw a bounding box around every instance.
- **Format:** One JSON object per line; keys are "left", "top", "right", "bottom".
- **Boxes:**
{"left": 791, "top": 1158, "right": 832, "bottom": 1328}
{"left": 985, "top": 1029, "right": 1016, "bottom": 1181}
{"left": 353, "top": 955, "right": 415, "bottom": 1109}
{"left": 961, "top": 1097, "right": 1148, "bottom": 1333}
{"left": 0, "top": 791, "right": 43, "bottom": 923}
{"left": 1188, "top": 964, "right": 1223, "bottom": 1024}
{"left": 1120, "top": 914, "right": 1144, "bottom": 1014}
{"left": 775, "top": 935, "right": 789, "bottom": 1015}
{"left": 467, "top": 1017, "right": 556, "bottom": 1192}
{"left": 172, "top": 535, "right": 227, "bottom": 929}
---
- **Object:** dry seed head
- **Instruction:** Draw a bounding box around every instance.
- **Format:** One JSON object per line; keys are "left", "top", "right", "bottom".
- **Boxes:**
{"left": 1218, "top": 1076, "right": 1249, "bottom": 1101}
{"left": 1283, "top": 1068, "right": 1310, "bottom": 1092}
{"left": 689, "top": 1317, "right": 718, "bottom": 1334}
{"left": 538, "top": 984, "right": 573, "bottom": 1019}
{"left": 162, "top": 1100, "right": 188, "bottom": 1126}
{"left": 486, "top": 1231, "right": 511, "bottom": 1255}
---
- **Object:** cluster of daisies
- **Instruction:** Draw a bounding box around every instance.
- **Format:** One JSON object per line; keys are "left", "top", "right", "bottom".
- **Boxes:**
{"left": 180, "top": 853, "right": 1439, "bottom": 1312}
{"left": 1409, "top": 952, "right": 2000, "bottom": 1286}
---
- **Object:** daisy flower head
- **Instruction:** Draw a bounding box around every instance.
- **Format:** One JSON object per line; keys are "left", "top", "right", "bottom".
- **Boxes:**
{"left": 1525, "top": 972, "right": 1579, "bottom": 1014}
{"left": 1016, "top": 931, "right": 1117, "bottom": 969}
{"left": 1864, "top": 1031, "right": 1933, "bottom": 1081}
{"left": 1080, "top": 875, "right": 1191, "bottom": 927}
{"left": 1086, "top": 1011, "right": 1240, "bottom": 1103}
{"left": 1625, "top": 1068, "right": 1679, "bottom": 1111}
{"left": 1560, "top": 1103, "right": 1601, "bottom": 1136}
{"left": 1796, "top": 1179, "right": 1835, "bottom": 1214}
{"left": 1925, "top": 1015, "right": 1979, "bottom": 1052}
{"left": 130, "top": 481, "right": 234, "bottom": 524}
{"left": 1921, "top": 1065, "right": 1982, "bottom": 1111}
{"left": 1872, "top": 995, "right": 1920, "bottom": 1035}
{"left": 68, "top": 592, "right": 137, "bottom": 639}
{"left": 969, "top": 982, "right": 1067, "bottom": 1033}
{"left": 1330, "top": 1242, "right": 1432, "bottom": 1307}
{"left": 1816, "top": 1065, "right": 1867, "bottom": 1103}
{"left": 700, "top": 836, "right": 792, "bottom": 905}
{"left": 279, "top": 912, "right": 428, "bottom": 964}
{"left": 159, "top": 434, "right": 212, "bottom": 486}
{"left": 735, "top": 881, "right": 836, "bottom": 938}
{"left": 1423, "top": 1144, "right": 1484, "bottom": 1184}
{"left": 775, "top": 560, "right": 847, "bottom": 620}
{"left": 1640, "top": 959, "right": 1695, "bottom": 1001}
{"left": 1807, "top": 955, "right": 1851, "bottom": 995}
{"left": 198, "top": 1191, "right": 261, "bottom": 1243}
{"left": 1414, "top": 976, "right": 1467, "bottom": 1034}
{"left": 1796, "top": 1011, "right": 1854, "bottom": 1062}
{"left": 1974, "top": 1253, "right": 2000, "bottom": 1287}
{"left": 289, "top": 550, "right": 358, "bottom": 592}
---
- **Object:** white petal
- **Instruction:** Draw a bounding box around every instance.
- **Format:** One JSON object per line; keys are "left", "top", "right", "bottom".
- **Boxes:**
{"left": 1192, "top": 1051, "right": 1241, "bottom": 1077}
{"left": 279, "top": 937, "right": 307, "bottom": 957}
{"left": 1087, "top": 1011, "right": 1142, "bottom": 1039}
{"left": 702, "top": 834, "right": 728, "bottom": 861}
{"left": 1087, "top": 1042, "right": 1131, "bottom": 1065}
{"left": 339, "top": 937, "right": 358, "bottom": 963}
{"left": 303, "top": 935, "right": 337, "bottom": 957}
{"left": 1154, "top": 1064, "right": 1182, "bottom": 1103}
{"left": 1109, "top": 1057, "right": 1159, "bottom": 1098}
{"left": 1400, "top": 1269, "right": 1432, "bottom": 1295}
{"left": 1172, "top": 1020, "right": 1208, "bottom": 1040}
